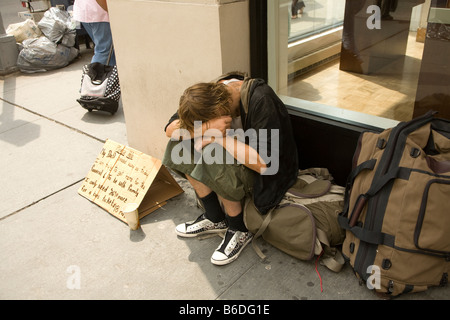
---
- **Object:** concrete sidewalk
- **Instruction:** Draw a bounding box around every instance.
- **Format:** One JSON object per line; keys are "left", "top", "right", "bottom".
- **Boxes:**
{"left": 0, "top": 46, "right": 448, "bottom": 302}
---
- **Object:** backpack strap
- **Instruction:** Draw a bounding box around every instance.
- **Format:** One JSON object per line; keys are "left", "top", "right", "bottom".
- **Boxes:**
{"left": 249, "top": 205, "right": 275, "bottom": 260}
{"left": 315, "top": 228, "right": 345, "bottom": 272}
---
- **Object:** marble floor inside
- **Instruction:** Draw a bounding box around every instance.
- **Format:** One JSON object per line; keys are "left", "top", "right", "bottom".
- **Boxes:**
{"left": 287, "top": 32, "right": 425, "bottom": 122}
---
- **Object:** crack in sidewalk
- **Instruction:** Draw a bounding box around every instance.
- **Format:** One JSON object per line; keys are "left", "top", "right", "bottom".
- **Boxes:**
{"left": 0, "top": 97, "right": 106, "bottom": 144}
{"left": 0, "top": 178, "right": 84, "bottom": 221}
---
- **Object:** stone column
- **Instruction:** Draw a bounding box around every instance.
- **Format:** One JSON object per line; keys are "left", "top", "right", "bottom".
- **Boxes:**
{"left": 108, "top": 0, "right": 250, "bottom": 158}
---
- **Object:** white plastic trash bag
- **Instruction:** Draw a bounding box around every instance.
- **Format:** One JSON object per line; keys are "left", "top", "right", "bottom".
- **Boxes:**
{"left": 61, "top": 29, "right": 76, "bottom": 47}
{"left": 38, "top": 7, "right": 75, "bottom": 44}
{"left": 6, "top": 19, "right": 43, "bottom": 43}
{"left": 17, "top": 36, "right": 78, "bottom": 73}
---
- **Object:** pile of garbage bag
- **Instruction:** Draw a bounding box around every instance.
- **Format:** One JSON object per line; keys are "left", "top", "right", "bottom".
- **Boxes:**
{"left": 6, "top": 7, "right": 79, "bottom": 73}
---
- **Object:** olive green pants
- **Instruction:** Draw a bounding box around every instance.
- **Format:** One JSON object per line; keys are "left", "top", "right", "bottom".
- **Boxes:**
{"left": 162, "top": 139, "right": 255, "bottom": 202}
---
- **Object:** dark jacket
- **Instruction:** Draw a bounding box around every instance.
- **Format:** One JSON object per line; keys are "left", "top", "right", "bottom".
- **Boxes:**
{"left": 165, "top": 73, "right": 298, "bottom": 214}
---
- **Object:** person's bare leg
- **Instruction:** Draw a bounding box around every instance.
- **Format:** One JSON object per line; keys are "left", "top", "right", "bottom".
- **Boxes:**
{"left": 186, "top": 175, "right": 212, "bottom": 198}
{"left": 186, "top": 175, "right": 241, "bottom": 216}
{"left": 183, "top": 175, "right": 250, "bottom": 265}
{"left": 186, "top": 175, "right": 246, "bottom": 231}
{"left": 185, "top": 175, "right": 228, "bottom": 224}
{"left": 218, "top": 196, "right": 241, "bottom": 217}
{"left": 175, "top": 175, "right": 227, "bottom": 237}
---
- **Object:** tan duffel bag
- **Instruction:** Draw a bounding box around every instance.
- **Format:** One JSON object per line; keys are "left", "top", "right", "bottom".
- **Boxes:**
{"left": 338, "top": 111, "right": 450, "bottom": 297}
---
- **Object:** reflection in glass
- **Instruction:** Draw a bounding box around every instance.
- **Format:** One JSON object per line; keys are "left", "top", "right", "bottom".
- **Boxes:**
{"left": 286, "top": 0, "right": 431, "bottom": 122}
{"left": 289, "top": 0, "right": 346, "bottom": 41}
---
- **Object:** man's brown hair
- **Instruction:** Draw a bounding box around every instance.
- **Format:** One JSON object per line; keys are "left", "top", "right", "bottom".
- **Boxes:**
{"left": 178, "top": 82, "right": 231, "bottom": 132}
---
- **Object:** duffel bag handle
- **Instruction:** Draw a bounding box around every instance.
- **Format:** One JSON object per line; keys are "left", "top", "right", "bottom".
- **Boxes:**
{"left": 346, "top": 166, "right": 403, "bottom": 227}
{"left": 340, "top": 159, "right": 376, "bottom": 225}
{"left": 349, "top": 194, "right": 367, "bottom": 227}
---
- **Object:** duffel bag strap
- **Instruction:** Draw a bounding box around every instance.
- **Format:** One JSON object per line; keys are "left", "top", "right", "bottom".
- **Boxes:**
{"left": 338, "top": 214, "right": 395, "bottom": 247}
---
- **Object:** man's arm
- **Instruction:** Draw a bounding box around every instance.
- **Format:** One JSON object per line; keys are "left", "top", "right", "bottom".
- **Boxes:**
{"left": 197, "top": 136, "right": 267, "bottom": 174}
{"left": 165, "top": 119, "right": 182, "bottom": 139}
{"left": 166, "top": 116, "right": 268, "bottom": 173}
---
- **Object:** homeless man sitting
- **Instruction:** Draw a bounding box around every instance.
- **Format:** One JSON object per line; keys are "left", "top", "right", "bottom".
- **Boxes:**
{"left": 162, "top": 72, "right": 298, "bottom": 265}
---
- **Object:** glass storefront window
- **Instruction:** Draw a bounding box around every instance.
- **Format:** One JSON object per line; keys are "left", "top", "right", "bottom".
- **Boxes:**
{"left": 289, "top": 0, "right": 346, "bottom": 42}
{"left": 271, "top": 0, "right": 450, "bottom": 126}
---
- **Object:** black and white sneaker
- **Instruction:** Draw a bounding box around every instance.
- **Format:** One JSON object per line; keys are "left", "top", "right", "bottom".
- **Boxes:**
{"left": 211, "top": 229, "right": 253, "bottom": 265}
{"left": 175, "top": 214, "right": 228, "bottom": 238}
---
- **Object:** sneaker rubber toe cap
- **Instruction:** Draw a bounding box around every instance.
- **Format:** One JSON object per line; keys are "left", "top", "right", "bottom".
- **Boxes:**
{"left": 175, "top": 223, "right": 188, "bottom": 235}
{"left": 210, "top": 251, "right": 230, "bottom": 265}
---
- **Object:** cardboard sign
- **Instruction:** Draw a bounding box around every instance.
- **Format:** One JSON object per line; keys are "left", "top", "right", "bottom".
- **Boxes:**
{"left": 78, "top": 139, "right": 183, "bottom": 223}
